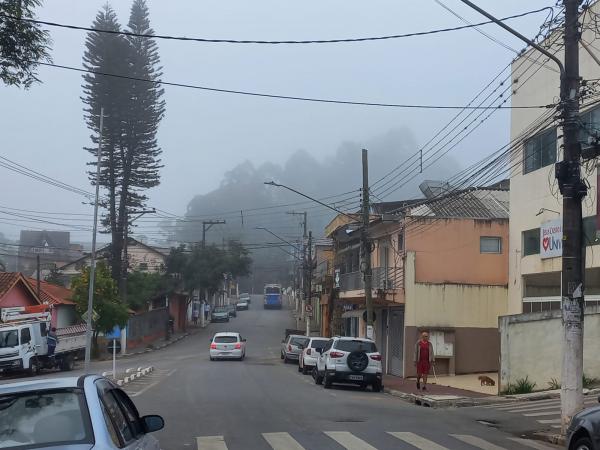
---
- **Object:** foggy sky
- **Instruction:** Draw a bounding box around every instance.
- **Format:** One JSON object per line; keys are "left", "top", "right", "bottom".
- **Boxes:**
{"left": 0, "top": 0, "right": 555, "bottom": 242}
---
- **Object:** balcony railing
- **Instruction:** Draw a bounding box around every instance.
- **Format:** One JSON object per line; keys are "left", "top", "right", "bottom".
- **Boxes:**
{"left": 338, "top": 266, "right": 403, "bottom": 292}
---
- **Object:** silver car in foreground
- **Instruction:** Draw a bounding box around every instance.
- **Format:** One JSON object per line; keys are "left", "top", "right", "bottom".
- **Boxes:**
{"left": 0, "top": 375, "right": 164, "bottom": 449}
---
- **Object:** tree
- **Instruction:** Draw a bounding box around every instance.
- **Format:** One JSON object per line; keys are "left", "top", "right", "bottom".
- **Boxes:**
{"left": 44, "top": 267, "right": 65, "bottom": 286}
{"left": 71, "top": 262, "right": 129, "bottom": 352}
{"left": 0, "top": 0, "right": 51, "bottom": 87}
{"left": 82, "top": 1, "right": 165, "bottom": 294}
{"left": 126, "top": 271, "right": 173, "bottom": 311}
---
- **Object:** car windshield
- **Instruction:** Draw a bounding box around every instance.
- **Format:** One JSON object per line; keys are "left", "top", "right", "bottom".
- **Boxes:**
{"left": 310, "top": 339, "right": 329, "bottom": 349}
{"left": 335, "top": 340, "right": 377, "bottom": 353}
{"left": 214, "top": 336, "right": 238, "bottom": 343}
{"left": 265, "top": 287, "right": 280, "bottom": 294}
{"left": 0, "top": 389, "right": 91, "bottom": 448}
{"left": 0, "top": 330, "right": 18, "bottom": 348}
{"left": 290, "top": 337, "right": 309, "bottom": 347}
{"left": 214, "top": 307, "right": 228, "bottom": 313}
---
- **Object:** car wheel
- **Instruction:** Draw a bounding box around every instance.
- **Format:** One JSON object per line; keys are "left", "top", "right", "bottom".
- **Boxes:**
{"left": 572, "top": 435, "right": 593, "bottom": 450}
{"left": 297, "top": 364, "right": 303, "bottom": 372}
{"left": 324, "top": 373, "right": 333, "bottom": 389}
{"left": 359, "top": 383, "right": 368, "bottom": 391}
{"left": 302, "top": 365, "right": 309, "bottom": 375}
{"left": 284, "top": 355, "right": 289, "bottom": 364}
{"left": 28, "top": 358, "right": 40, "bottom": 376}
{"left": 280, "top": 352, "right": 285, "bottom": 360}
{"left": 210, "top": 357, "right": 215, "bottom": 361}
{"left": 60, "top": 355, "right": 74, "bottom": 372}
{"left": 372, "top": 380, "right": 383, "bottom": 393}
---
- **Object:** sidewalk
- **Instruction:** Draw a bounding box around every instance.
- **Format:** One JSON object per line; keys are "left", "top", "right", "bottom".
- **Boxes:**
{"left": 117, "top": 326, "right": 201, "bottom": 358}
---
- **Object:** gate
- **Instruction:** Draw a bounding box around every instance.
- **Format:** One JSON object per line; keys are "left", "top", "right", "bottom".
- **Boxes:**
{"left": 388, "top": 308, "right": 404, "bottom": 376}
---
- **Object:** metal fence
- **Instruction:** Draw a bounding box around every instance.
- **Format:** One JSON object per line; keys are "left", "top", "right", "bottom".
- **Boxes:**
{"left": 338, "top": 267, "right": 403, "bottom": 292}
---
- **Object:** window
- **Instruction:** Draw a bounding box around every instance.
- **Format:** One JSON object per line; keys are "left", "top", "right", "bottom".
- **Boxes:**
{"left": 583, "top": 216, "right": 600, "bottom": 246}
{"left": 97, "top": 383, "right": 135, "bottom": 445}
{"left": 310, "top": 339, "right": 328, "bottom": 349}
{"left": 480, "top": 237, "right": 502, "bottom": 253}
{"left": 0, "top": 389, "right": 91, "bottom": 448}
{"left": 0, "top": 330, "right": 18, "bottom": 348}
{"left": 290, "top": 337, "right": 309, "bottom": 347}
{"left": 335, "top": 339, "right": 377, "bottom": 353}
{"left": 214, "top": 336, "right": 238, "bottom": 343}
{"left": 523, "top": 128, "right": 557, "bottom": 174}
{"left": 522, "top": 228, "right": 540, "bottom": 256}
{"left": 112, "top": 389, "right": 144, "bottom": 437}
{"left": 20, "top": 328, "right": 31, "bottom": 345}
{"left": 398, "top": 232, "right": 404, "bottom": 251}
{"left": 579, "top": 106, "right": 600, "bottom": 144}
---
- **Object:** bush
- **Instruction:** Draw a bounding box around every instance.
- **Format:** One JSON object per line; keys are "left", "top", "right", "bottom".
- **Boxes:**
{"left": 583, "top": 374, "right": 599, "bottom": 389}
{"left": 547, "top": 378, "right": 561, "bottom": 390}
{"left": 502, "top": 376, "right": 537, "bottom": 395}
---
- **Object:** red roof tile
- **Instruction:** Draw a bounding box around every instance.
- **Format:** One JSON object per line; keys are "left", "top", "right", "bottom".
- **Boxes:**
{"left": 24, "top": 277, "right": 75, "bottom": 306}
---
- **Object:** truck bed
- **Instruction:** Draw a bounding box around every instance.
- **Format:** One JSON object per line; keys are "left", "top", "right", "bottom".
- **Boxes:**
{"left": 56, "top": 324, "right": 87, "bottom": 354}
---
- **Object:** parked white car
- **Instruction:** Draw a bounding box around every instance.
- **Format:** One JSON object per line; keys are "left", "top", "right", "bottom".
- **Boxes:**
{"left": 298, "top": 337, "right": 329, "bottom": 375}
{"left": 313, "top": 336, "right": 383, "bottom": 392}
{"left": 209, "top": 332, "right": 247, "bottom": 361}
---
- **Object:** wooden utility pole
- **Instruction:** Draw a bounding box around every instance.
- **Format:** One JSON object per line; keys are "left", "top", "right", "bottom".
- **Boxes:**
{"left": 306, "top": 231, "right": 313, "bottom": 337}
{"left": 361, "top": 149, "right": 373, "bottom": 339}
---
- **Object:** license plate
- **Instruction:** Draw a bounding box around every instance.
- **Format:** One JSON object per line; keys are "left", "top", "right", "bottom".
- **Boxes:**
{"left": 348, "top": 375, "right": 363, "bottom": 381}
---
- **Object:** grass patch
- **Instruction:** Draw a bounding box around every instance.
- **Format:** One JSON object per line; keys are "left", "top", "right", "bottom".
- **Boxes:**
{"left": 501, "top": 376, "right": 537, "bottom": 395}
{"left": 547, "top": 378, "right": 561, "bottom": 390}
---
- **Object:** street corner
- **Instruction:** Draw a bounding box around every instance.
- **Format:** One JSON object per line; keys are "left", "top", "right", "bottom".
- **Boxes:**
{"left": 112, "top": 365, "right": 154, "bottom": 386}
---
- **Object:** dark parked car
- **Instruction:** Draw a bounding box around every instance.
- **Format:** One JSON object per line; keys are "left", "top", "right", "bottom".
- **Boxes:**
{"left": 211, "top": 307, "right": 230, "bottom": 323}
{"left": 567, "top": 399, "right": 600, "bottom": 450}
{"left": 226, "top": 304, "right": 237, "bottom": 318}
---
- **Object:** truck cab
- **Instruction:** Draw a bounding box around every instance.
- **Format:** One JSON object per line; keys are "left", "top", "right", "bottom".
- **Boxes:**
{"left": 0, "top": 321, "right": 48, "bottom": 372}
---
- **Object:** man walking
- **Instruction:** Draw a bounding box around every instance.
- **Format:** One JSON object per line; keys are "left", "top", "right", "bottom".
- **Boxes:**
{"left": 204, "top": 302, "right": 210, "bottom": 322}
{"left": 414, "top": 331, "right": 434, "bottom": 391}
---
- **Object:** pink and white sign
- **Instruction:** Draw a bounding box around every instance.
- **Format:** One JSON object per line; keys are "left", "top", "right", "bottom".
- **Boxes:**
{"left": 540, "top": 218, "right": 562, "bottom": 259}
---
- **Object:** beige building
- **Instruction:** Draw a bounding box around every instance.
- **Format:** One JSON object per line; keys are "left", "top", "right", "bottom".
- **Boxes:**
{"left": 508, "top": 2, "right": 600, "bottom": 314}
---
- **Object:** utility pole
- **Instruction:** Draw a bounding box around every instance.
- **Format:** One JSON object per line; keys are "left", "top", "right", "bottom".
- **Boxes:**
{"left": 458, "top": 0, "right": 582, "bottom": 432}
{"left": 361, "top": 149, "right": 374, "bottom": 340}
{"left": 559, "top": 0, "right": 585, "bottom": 430}
{"left": 306, "top": 231, "right": 313, "bottom": 337}
{"left": 36, "top": 254, "right": 41, "bottom": 299}
{"left": 84, "top": 107, "right": 104, "bottom": 373}
{"left": 287, "top": 211, "right": 307, "bottom": 321}
{"left": 202, "top": 220, "right": 226, "bottom": 248}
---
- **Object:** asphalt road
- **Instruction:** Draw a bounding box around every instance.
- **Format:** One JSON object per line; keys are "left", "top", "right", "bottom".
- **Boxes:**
{"left": 1, "top": 295, "right": 561, "bottom": 450}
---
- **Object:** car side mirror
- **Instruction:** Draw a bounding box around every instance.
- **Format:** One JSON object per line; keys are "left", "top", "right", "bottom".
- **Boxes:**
{"left": 142, "top": 415, "right": 164, "bottom": 433}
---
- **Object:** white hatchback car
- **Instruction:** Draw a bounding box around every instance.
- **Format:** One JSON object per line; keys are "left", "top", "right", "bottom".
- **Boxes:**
{"left": 314, "top": 336, "right": 383, "bottom": 392}
{"left": 209, "top": 332, "right": 247, "bottom": 361}
{"left": 298, "top": 337, "right": 329, "bottom": 375}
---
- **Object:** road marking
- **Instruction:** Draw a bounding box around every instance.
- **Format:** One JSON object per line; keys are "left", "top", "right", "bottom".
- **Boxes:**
{"left": 488, "top": 399, "right": 560, "bottom": 410}
{"left": 129, "top": 368, "right": 177, "bottom": 398}
{"left": 539, "top": 419, "right": 561, "bottom": 424}
{"left": 507, "top": 437, "right": 556, "bottom": 449}
{"left": 506, "top": 404, "right": 562, "bottom": 413}
{"left": 324, "top": 431, "right": 378, "bottom": 450}
{"left": 388, "top": 431, "right": 449, "bottom": 449}
{"left": 197, "top": 436, "right": 227, "bottom": 450}
{"left": 523, "top": 411, "right": 562, "bottom": 417}
{"left": 451, "top": 434, "right": 506, "bottom": 450}
{"left": 263, "top": 432, "right": 305, "bottom": 450}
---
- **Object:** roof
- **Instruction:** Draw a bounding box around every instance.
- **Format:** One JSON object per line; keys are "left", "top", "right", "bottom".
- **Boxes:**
{"left": 24, "top": 278, "right": 75, "bottom": 306}
{"left": 407, "top": 188, "right": 509, "bottom": 220}
{"left": 0, "top": 272, "right": 41, "bottom": 304}
{"left": 371, "top": 200, "right": 422, "bottom": 215}
{"left": 0, "top": 376, "right": 83, "bottom": 395}
{"left": 19, "top": 230, "right": 70, "bottom": 250}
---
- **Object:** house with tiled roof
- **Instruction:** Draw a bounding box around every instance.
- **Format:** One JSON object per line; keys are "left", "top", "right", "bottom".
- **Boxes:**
{"left": 0, "top": 272, "right": 80, "bottom": 329}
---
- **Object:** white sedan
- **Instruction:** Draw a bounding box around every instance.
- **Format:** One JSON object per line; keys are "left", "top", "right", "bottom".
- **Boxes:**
{"left": 209, "top": 332, "right": 247, "bottom": 361}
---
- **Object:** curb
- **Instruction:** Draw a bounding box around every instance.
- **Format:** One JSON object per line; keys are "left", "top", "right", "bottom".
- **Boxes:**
{"left": 384, "top": 388, "right": 493, "bottom": 408}
{"left": 111, "top": 365, "right": 154, "bottom": 386}
{"left": 118, "top": 332, "right": 190, "bottom": 358}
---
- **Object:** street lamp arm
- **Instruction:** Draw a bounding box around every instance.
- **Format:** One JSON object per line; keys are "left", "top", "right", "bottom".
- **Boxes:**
{"left": 457, "top": 0, "right": 565, "bottom": 77}
{"left": 264, "top": 181, "right": 357, "bottom": 220}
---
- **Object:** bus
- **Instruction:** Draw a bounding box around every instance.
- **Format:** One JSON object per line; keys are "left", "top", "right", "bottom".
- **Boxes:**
{"left": 264, "top": 284, "right": 282, "bottom": 309}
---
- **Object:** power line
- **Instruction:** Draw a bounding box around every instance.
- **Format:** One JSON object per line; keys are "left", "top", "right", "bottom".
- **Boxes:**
{"left": 0, "top": 7, "right": 552, "bottom": 45}
{"left": 34, "top": 61, "right": 551, "bottom": 110}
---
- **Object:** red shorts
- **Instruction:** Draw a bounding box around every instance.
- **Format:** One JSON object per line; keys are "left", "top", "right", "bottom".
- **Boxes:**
{"left": 417, "top": 361, "right": 430, "bottom": 376}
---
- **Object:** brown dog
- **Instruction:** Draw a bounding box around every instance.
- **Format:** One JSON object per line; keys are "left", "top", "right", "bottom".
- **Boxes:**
{"left": 478, "top": 375, "right": 496, "bottom": 386}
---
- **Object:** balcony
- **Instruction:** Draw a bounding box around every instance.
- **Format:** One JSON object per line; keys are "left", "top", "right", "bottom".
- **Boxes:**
{"left": 338, "top": 267, "right": 403, "bottom": 292}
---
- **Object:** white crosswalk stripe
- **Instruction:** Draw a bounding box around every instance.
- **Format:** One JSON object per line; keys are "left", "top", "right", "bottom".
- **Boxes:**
{"left": 197, "top": 435, "right": 228, "bottom": 450}
{"left": 324, "top": 431, "right": 378, "bottom": 450}
{"left": 388, "top": 431, "right": 449, "bottom": 449}
{"left": 451, "top": 434, "right": 507, "bottom": 450}
{"left": 195, "top": 431, "right": 554, "bottom": 450}
{"left": 507, "top": 437, "right": 556, "bottom": 449}
{"left": 263, "top": 432, "right": 306, "bottom": 450}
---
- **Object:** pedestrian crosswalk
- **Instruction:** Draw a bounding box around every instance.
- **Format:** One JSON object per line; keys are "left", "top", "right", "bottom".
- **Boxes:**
{"left": 195, "top": 431, "right": 558, "bottom": 449}
{"left": 480, "top": 395, "right": 598, "bottom": 430}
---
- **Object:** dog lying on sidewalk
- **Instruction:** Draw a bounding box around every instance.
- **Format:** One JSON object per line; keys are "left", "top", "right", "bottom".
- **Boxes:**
{"left": 478, "top": 375, "right": 496, "bottom": 386}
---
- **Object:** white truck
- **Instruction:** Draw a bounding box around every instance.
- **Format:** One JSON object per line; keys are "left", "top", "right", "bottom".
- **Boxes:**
{"left": 0, "top": 307, "right": 86, "bottom": 375}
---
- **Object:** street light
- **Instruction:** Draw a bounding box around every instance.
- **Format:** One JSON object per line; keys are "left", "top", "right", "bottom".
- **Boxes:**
{"left": 254, "top": 227, "right": 302, "bottom": 252}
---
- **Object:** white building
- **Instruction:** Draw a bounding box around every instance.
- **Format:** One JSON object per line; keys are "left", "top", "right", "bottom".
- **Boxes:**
{"left": 509, "top": 2, "right": 600, "bottom": 314}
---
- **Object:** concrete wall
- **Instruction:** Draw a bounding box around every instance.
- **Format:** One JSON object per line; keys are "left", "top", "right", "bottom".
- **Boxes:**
{"left": 499, "top": 306, "right": 600, "bottom": 391}
{"left": 126, "top": 308, "right": 169, "bottom": 349}
{"left": 406, "top": 218, "right": 508, "bottom": 286}
{"left": 508, "top": 4, "right": 600, "bottom": 314}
